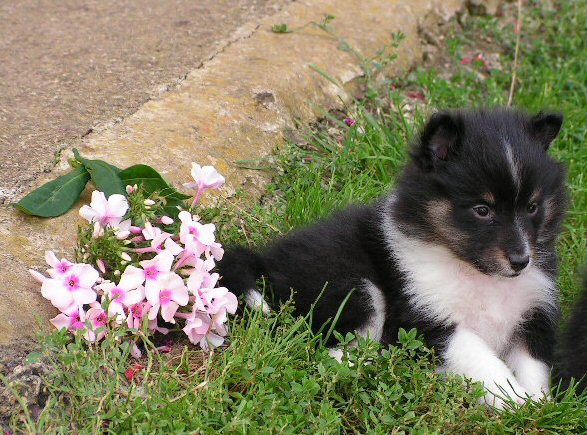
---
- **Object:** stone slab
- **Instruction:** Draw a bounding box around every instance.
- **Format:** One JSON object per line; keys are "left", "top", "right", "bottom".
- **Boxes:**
{"left": 0, "top": 0, "right": 467, "bottom": 344}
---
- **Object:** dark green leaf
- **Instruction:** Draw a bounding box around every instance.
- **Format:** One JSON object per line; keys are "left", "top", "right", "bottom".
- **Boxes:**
{"left": 73, "top": 149, "right": 125, "bottom": 197}
{"left": 14, "top": 167, "right": 90, "bottom": 217}
{"left": 120, "top": 164, "right": 190, "bottom": 200}
{"left": 120, "top": 164, "right": 190, "bottom": 218}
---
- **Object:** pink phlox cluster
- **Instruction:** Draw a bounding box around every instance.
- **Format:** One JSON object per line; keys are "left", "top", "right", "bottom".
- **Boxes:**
{"left": 32, "top": 163, "right": 238, "bottom": 352}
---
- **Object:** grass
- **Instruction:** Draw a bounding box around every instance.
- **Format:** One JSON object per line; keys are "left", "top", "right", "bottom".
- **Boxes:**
{"left": 5, "top": 0, "right": 587, "bottom": 432}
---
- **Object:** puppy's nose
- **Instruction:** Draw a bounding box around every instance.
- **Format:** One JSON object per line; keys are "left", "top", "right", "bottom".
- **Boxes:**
{"left": 509, "top": 253, "right": 530, "bottom": 272}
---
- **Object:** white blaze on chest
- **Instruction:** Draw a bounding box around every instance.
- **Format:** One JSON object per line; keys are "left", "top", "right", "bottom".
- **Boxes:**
{"left": 383, "top": 216, "right": 556, "bottom": 354}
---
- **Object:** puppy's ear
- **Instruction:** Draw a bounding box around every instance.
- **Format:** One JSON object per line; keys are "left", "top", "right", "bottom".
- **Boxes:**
{"left": 530, "top": 111, "right": 563, "bottom": 150}
{"left": 411, "top": 111, "right": 462, "bottom": 171}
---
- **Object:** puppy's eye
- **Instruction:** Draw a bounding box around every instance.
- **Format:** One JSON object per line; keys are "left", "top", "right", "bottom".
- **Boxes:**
{"left": 473, "top": 205, "right": 491, "bottom": 218}
{"left": 527, "top": 202, "right": 538, "bottom": 215}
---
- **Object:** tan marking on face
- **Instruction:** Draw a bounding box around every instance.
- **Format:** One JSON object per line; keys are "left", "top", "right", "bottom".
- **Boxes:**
{"left": 529, "top": 191, "right": 541, "bottom": 204}
{"left": 482, "top": 192, "right": 495, "bottom": 205}
{"left": 427, "top": 200, "right": 466, "bottom": 246}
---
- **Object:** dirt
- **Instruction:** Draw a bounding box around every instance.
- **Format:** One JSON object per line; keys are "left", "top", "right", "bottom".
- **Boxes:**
{"left": 0, "top": 0, "right": 291, "bottom": 203}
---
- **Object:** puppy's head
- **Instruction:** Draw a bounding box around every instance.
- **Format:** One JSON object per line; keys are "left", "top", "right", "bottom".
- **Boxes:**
{"left": 396, "top": 108, "right": 568, "bottom": 277}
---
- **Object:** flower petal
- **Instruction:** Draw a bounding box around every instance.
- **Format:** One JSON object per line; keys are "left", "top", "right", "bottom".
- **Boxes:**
{"left": 29, "top": 269, "right": 46, "bottom": 284}
{"left": 89, "top": 191, "right": 108, "bottom": 217}
{"left": 125, "top": 287, "right": 145, "bottom": 306}
{"left": 107, "top": 194, "right": 129, "bottom": 218}
{"left": 75, "top": 264, "right": 100, "bottom": 288}
{"left": 79, "top": 205, "right": 98, "bottom": 223}
{"left": 161, "top": 301, "right": 179, "bottom": 323}
{"left": 50, "top": 313, "right": 72, "bottom": 330}
{"left": 119, "top": 266, "right": 145, "bottom": 289}
{"left": 44, "top": 251, "right": 59, "bottom": 268}
{"left": 72, "top": 287, "right": 97, "bottom": 306}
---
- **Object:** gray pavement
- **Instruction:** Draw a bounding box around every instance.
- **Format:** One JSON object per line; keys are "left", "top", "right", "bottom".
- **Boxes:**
{"left": 0, "top": 0, "right": 290, "bottom": 201}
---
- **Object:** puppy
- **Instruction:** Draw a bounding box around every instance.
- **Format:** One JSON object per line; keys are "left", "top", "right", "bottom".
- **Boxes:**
{"left": 218, "top": 108, "right": 568, "bottom": 408}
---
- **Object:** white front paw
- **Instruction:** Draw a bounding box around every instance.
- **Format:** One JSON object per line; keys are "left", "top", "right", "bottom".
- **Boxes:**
{"left": 525, "top": 385, "right": 550, "bottom": 402}
{"left": 481, "top": 379, "right": 529, "bottom": 410}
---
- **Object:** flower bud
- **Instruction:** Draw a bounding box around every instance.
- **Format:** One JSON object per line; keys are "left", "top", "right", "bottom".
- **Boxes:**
{"left": 143, "top": 199, "right": 156, "bottom": 206}
{"left": 159, "top": 216, "right": 174, "bottom": 225}
{"left": 96, "top": 259, "right": 106, "bottom": 274}
{"left": 120, "top": 252, "right": 132, "bottom": 262}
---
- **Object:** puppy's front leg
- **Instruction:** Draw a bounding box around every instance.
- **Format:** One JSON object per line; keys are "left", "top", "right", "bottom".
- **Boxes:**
{"left": 505, "top": 342, "right": 550, "bottom": 400}
{"left": 440, "top": 328, "right": 528, "bottom": 409}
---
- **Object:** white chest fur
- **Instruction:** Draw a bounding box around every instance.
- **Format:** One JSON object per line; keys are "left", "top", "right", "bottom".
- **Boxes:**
{"left": 383, "top": 217, "right": 556, "bottom": 355}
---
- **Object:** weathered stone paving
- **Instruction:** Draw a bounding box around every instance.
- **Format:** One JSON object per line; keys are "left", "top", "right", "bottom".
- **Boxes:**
{"left": 0, "top": 0, "right": 465, "bottom": 345}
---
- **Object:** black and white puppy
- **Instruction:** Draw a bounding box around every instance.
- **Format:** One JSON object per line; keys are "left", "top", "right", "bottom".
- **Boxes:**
{"left": 218, "top": 108, "right": 568, "bottom": 408}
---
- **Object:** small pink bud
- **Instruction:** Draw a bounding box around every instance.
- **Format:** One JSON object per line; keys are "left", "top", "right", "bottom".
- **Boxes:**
{"left": 96, "top": 259, "right": 106, "bottom": 274}
{"left": 159, "top": 216, "right": 174, "bottom": 225}
{"left": 29, "top": 269, "right": 46, "bottom": 284}
{"left": 130, "top": 226, "right": 143, "bottom": 235}
{"left": 125, "top": 185, "right": 135, "bottom": 194}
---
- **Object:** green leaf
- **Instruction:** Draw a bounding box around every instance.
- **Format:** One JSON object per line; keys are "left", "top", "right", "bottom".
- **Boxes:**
{"left": 120, "top": 165, "right": 187, "bottom": 196}
{"left": 14, "top": 167, "right": 90, "bottom": 217}
{"left": 120, "top": 164, "right": 190, "bottom": 218}
{"left": 271, "top": 23, "right": 291, "bottom": 33}
{"left": 73, "top": 149, "right": 125, "bottom": 197}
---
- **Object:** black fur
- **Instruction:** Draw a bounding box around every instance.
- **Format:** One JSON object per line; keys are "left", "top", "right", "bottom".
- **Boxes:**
{"left": 554, "top": 275, "right": 587, "bottom": 393}
{"left": 218, "top": 108, "right": 568, "bottom": 363}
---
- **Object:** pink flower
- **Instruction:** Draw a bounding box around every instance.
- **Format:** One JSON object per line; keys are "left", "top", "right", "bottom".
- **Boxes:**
{"left": 204, "top": 286, "right": 238, "bottom": 316}
{"left": 97, "top": 280, "right": 145, "bottom": 321}
{"left": 84, "top": 302, "right": 109, "bottom": 342}
{"left": 186, "top": 260, "right": 217, "bottom": 310}
{"left": 183, "top": 163, "right": 225, "bottom": 206}
{"left": 126, "top": 301, "right": 151, "bottom": 329}
{"left": 50, "top": 306, "right": 87, "bottom": 332}
{"left": 41, "top": 264, "right": 98, "bottom": 311}
{"left": 147, "top": 273, "right": 189, "bottom": 323}
{"left": 79, "top": 191, "right": 129, "bottom": 228}
{"left": 178, "top": 211, "right": 216, "bottom": 246}
{"left": 141, "top": 221, "right": 163, "bottom": 241}
{"left": 183, "top": 311, "right": 224, "bottom": 349}
{"left": 344, "top": 117, "right": 357, "bottom": 127}
{"left": 119, "top": 252, "right": 176, "bottom": 296}
{"left": 44, "top": 251, "right": 73, "bottom": 278}
{"left": 174, "top": 234, "right": 205, "bottom": 270}
{"left": 209, "top": 242, "right": 224, "bottom": 261}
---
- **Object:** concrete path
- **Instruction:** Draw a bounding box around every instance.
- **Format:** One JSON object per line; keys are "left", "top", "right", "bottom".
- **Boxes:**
{"left": 0, "top": 0, "right": 290, "bottom": 201}
{"left": 0, "top": 0, "right": 467, "bottom": 345}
